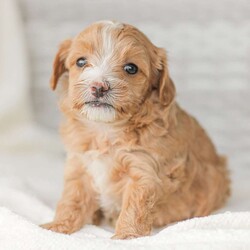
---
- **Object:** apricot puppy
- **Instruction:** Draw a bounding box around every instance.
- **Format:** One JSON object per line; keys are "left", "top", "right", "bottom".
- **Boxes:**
{"left": 42, "top": 21, "right": 230, "bottom": 239}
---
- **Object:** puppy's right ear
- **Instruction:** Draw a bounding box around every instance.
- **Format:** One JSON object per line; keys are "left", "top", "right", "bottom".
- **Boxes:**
{"left": 50, "top": 39, "right": 72, "bottom": 90}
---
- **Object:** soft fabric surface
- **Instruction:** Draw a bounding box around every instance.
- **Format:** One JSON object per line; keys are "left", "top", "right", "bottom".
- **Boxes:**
{"left": 1, "top": 206, "right": 250, "bottom": 250}
{"left": 0, "top": 0, "right": 250, "bottom": 249}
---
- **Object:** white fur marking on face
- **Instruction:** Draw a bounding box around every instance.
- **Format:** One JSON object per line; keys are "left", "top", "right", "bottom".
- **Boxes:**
{"left": 78, "top": 21, "right": 124, "bottom": 122}
{"left": 81, "top": 105, "right": 116, "bottom": 122}
{"left": 93, "top": 22, "right": 118, "bottom": 77}
{"left": 79, "top": 21, "right": 123, "bottom": 83}
{"left": 80, "top": 66, "right": 103, "bottom": 83}
{"left": 97, "top": 20, "right": 123, "bottom": 28}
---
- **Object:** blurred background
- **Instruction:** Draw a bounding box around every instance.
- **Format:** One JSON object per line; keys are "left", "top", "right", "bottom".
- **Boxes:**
{"left": 0, "top": 0, "right": 250, "bottom": 224}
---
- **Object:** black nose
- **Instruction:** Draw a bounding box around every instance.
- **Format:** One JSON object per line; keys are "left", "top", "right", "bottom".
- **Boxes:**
{"left": 90, "top": 82, "right": 109, "bottom": 98}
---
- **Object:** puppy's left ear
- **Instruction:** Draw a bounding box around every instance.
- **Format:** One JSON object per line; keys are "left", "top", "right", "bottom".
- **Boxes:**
{"left": 50, "top": 39, "right": 72, "bottom": 90}
{"left": 154, "top": 48, "right": 176, "bottom": 106}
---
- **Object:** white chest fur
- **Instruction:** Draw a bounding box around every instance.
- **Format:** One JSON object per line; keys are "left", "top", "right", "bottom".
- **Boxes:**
{"left": 87, "top": 158, "right": 109, "bottom": 193}
{"left": 80, "top": 120, "right": 124, "bottom": 213}
{"left": 83, "top": 152, "right": 120, "bottom": 213}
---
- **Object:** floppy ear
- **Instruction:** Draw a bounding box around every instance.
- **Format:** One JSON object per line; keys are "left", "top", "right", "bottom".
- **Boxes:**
{"left": 155, "top": 48, "right": 176, "bottom": 106}
{"left": 50, "top": 39, "right": 72, "bottom": 90}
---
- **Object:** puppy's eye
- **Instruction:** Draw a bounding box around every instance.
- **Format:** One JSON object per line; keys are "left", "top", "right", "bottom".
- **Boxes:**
{"left": 124, "top": 63, "right": 138, "bottom": 74}
{"left": 76, "top": 57, "right": 87, "bottom": 67}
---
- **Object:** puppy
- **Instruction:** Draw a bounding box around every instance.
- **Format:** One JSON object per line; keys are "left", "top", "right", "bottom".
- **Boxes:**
{"left": 42, "top": 21, "right": 230, "bottom": 239}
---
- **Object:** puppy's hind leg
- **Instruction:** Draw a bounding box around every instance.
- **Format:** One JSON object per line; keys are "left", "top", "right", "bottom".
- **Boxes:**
{"left": 41, "top": 156, "right": 98, "bottom": 234}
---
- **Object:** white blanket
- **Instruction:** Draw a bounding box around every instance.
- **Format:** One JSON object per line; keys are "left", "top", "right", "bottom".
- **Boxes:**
{"left": 1, "top": 206, "right": 250, "bottom": 250}
{"left": 0, "top": 0, "right": 250, "bottom": 249}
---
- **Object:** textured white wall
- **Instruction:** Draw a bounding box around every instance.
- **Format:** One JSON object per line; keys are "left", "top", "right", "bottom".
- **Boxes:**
{"left": 18, "top": 0, "right": 250, "bottom": 205}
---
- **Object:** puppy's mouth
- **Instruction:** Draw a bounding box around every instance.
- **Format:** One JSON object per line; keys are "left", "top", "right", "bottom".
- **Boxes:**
{"left": 85, "top": 100, "right": 114, "bottom": 109}
{"left": 82, "top": 100, "right": 116, "bottom": 122}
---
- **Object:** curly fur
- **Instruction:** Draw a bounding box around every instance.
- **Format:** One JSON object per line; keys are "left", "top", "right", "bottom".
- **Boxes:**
{"left": 41, "top": 21, "right": 230, "bottom": 239}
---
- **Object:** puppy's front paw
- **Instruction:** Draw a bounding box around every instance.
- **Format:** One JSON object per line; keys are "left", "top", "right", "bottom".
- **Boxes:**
{"left": 111, "top": 233, "right": 140, "bottom": 240}
{"left": 40, "top": 221, "right": 75, "bottom": 234}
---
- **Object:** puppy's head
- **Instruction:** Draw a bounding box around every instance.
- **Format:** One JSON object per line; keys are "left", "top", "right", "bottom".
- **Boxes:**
{"left": 51, "top": 21, "right": 175, "bottom": 123}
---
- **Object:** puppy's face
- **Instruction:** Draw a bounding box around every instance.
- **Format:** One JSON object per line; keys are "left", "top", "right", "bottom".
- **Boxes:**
{"left": 51, "top": 21, "right": 175, "bottom": 123}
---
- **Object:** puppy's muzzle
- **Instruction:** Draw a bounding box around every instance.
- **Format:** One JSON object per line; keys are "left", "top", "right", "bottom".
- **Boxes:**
{"left": 90, "top": 82, "right": 110, "bottom": 98}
